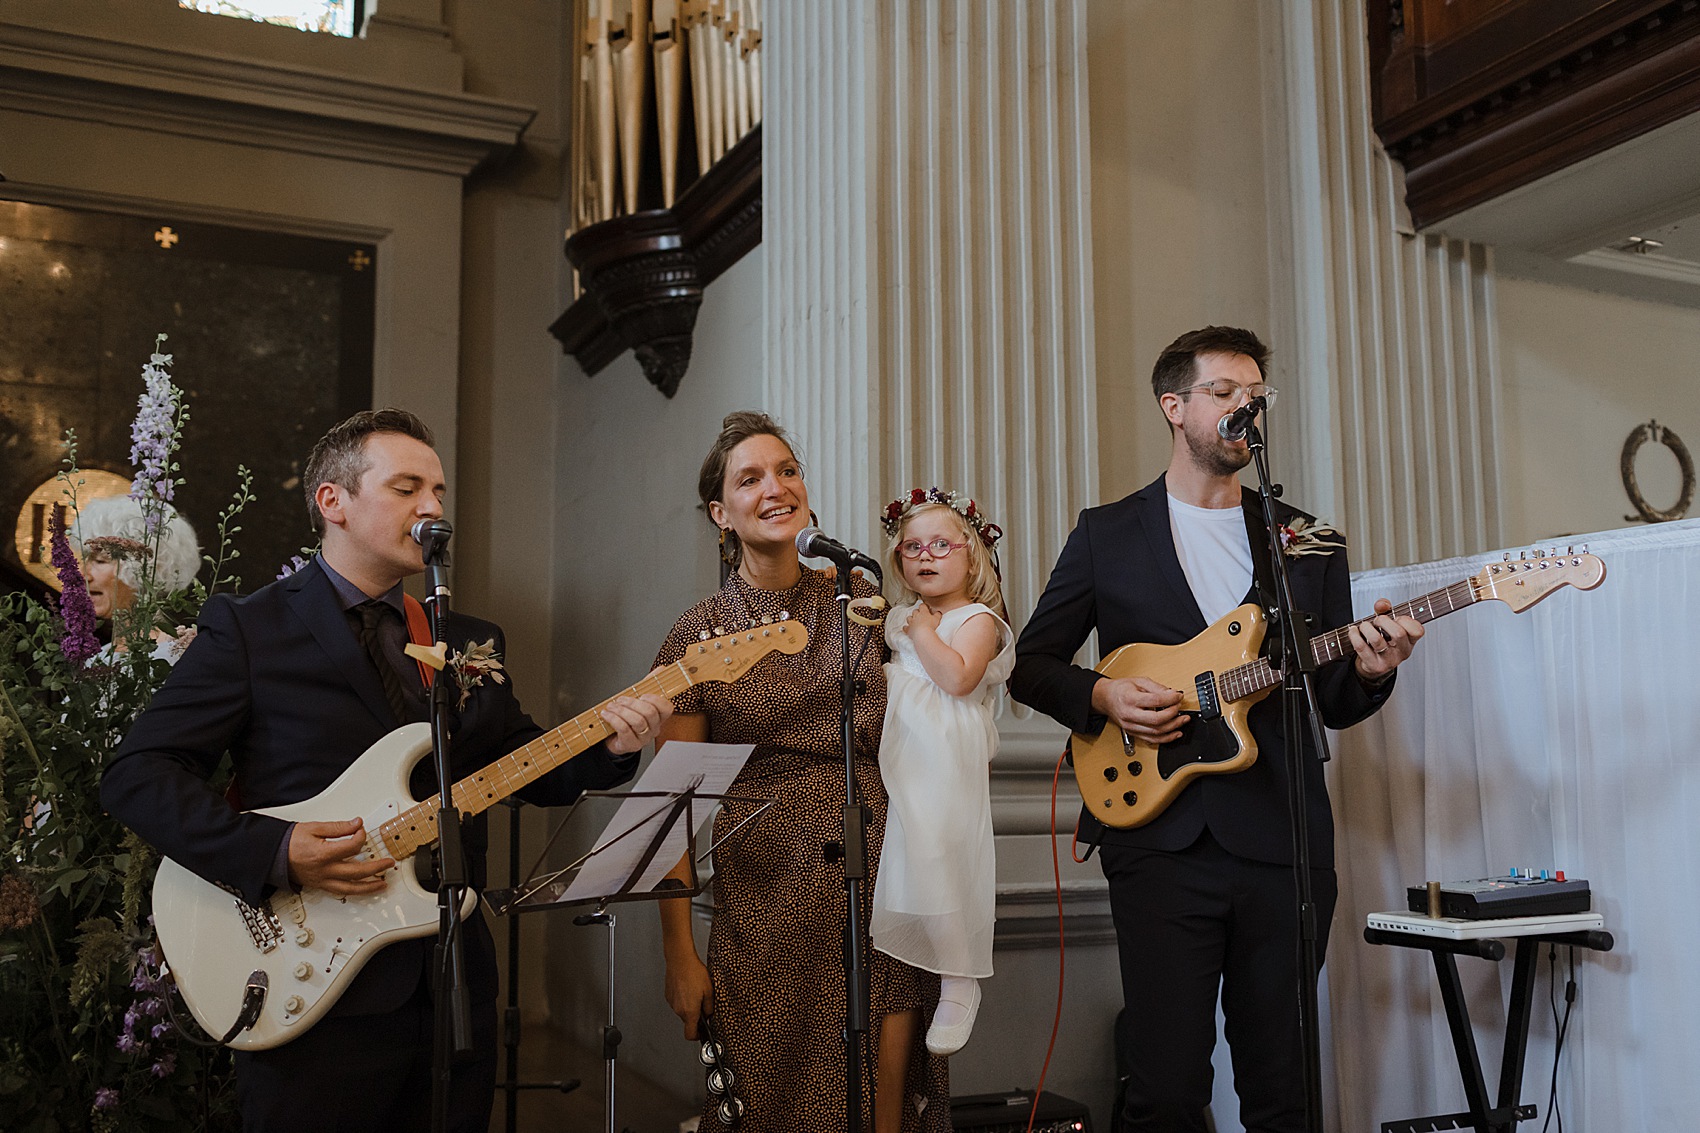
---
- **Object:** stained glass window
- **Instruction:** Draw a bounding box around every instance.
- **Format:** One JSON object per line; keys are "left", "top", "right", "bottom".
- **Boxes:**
{"left": 179, "top": 1, "right": 361, "bottom": 38}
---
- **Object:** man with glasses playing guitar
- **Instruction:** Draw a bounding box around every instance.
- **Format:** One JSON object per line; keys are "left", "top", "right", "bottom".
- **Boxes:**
{"left": 101, "top": 409, "right": 671, "bottom": 1132}
{"left": 1010, "top": 326, "right": 1422, "bottom": 1133}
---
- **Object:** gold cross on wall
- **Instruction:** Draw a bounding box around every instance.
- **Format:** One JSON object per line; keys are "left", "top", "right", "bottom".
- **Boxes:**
{"left": 348, "top": 249, "right": 371, "bottom": 271}
{"left": 154, "top": 226, "right": 179, "bottom": 248}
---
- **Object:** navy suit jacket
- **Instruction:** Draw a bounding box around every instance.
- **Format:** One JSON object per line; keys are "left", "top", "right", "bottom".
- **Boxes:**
{"left": 1009, "top": 475, "right": 1393, "bottom": 868}
{"left": 102, "top": 557, "right": 636, "bottom": 1016}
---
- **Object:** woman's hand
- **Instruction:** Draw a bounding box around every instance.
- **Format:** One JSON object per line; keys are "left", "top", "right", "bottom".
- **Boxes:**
{"left": 665, "top": 949, "right": 715, "bottom": 1040}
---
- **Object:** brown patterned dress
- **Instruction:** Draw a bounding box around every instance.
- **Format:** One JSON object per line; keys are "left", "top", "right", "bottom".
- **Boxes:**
{"left": 654, "top": 567, "right": 951, "bottom": 1132}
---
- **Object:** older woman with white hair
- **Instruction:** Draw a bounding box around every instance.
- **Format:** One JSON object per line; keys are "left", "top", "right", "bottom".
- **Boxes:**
{"left": 71, "top": 494, "right": 201, "bottom": 659}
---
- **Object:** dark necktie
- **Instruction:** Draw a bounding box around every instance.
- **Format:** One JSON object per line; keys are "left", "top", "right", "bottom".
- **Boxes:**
{"left": 355, "top": 600, "right": 418, "bottom": 726}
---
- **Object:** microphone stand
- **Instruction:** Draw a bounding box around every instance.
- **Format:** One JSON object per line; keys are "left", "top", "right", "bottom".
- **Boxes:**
{"left": 827, "top": 564, "right": 871, "bottom": 1133}
{"left": 1242, "top": 417, "right": 1332, "bottom": 1133}
{"left": 422, "top": 531, "right": 473, "bottom": 1133}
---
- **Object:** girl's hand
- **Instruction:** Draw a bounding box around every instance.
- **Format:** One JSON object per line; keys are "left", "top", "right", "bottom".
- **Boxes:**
{"left": 905, "top": 604, "right": 943, "bottom": 637}
{"left": 665, "top": 950, "right": 715, "bottom": 1040}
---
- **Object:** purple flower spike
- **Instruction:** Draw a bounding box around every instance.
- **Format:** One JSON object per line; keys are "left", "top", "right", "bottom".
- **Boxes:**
{"left": 151, "top": 1020, "right": 172, "bottom": 1039}
{"left": 94, "top": 1087, "right": 119, "bottom": 1110}
{"left": 115, "top": 1030, "right": 139, "bottom": 1054}
{"left": 128, "top": 340, "right": 182, "bottom": 529}
{"left": 150, "top": 1052, "right": 176, "bottom": 1078}
{"left": 49, "top": 508, "right": 100, "bottom": 666}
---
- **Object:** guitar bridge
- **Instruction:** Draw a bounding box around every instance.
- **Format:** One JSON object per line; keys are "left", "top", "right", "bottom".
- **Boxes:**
{"left": 1194, "top": 672, "right": 1221, "bottom": 721}
{"left": 235, "top": 898, "right": 287, "bottom": 954}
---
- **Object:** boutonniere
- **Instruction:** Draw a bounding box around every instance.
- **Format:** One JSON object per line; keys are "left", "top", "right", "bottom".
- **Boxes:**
{"left": 1278, "top": 517, "right": 1347, "bottom": 559}
{"left": 447, "top": 638, "right": 507, "bottom": 709}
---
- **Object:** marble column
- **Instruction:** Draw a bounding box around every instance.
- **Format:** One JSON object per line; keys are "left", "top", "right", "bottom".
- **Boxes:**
{"left": 1271, "top": 0, "right": 1507, "bottom": 569}
{"left": 765, "top": 0, "right": 1099, "bottom": 770}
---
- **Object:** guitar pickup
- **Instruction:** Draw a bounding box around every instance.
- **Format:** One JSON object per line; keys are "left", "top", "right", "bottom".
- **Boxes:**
{"left": 1193, "top": 672, "right": 1221, "bottom": 721}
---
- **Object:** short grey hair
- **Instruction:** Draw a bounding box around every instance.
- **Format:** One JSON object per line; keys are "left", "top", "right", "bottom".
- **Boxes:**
{"left": 72, "top": 495, "right": 202, "bottom": 594}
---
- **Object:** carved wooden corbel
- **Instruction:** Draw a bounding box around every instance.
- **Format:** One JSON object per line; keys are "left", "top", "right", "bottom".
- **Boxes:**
{"left": 549, "top": 124, "right": 761, "bottom": 397}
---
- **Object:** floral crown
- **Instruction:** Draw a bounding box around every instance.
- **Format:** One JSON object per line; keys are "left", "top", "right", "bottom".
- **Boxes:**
{"left": 881, "top": 487, "right": 1003, "bottom": 549}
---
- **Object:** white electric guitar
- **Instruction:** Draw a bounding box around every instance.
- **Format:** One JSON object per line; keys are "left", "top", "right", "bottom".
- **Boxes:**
{"left": 152, "top": 621, "right": 807, "bottom": 1050}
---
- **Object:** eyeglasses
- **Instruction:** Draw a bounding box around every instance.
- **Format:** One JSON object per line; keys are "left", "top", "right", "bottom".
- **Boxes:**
{"left": 698, "top": 1016, "right": 745, "bottom": 1127}
{"left": 898, "top": 538, "right": 970, "bottom": 560}
{"left": 1176, "top": 381, "right": 1278, "bottom": 408}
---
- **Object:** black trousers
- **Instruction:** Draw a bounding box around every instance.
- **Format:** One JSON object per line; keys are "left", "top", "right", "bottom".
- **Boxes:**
{"left": 1101, "top": 830, "right": 1337, "bottom": 1133}
{"left": 234, "top": 937, "right": 499, "bottom": 1133}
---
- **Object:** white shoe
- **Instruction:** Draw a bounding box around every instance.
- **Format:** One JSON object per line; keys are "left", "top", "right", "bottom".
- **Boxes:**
{"left": 925, "top": 978, "right": 981, "bottom": 1056}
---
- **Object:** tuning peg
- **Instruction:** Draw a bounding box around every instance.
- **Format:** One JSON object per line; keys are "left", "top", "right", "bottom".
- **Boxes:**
{"left": 760, "top": 614, "right": 772, "bottom": 625}
{"left": 712, "top": 625, "right": 726, "bottom": 637}
{"left": 698, "top": 630, "right": 711, "bottom": 641}
{"left": 1503, "top": 552, "right": 1511, "bottom": 563}
{"left": 778, "top": 610, "right": 791, "bottom": 621}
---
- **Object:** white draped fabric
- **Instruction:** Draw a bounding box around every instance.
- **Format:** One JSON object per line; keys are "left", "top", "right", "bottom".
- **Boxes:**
{"left": 1318, "top": 518, "right": 1700, "bottom": 1131}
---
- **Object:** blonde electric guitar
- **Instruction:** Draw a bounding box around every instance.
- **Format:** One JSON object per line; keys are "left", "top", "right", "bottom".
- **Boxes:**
{"left": 1073, "top": 549, "right": 1605, "bottom": 829}
{"left": 152, "top": 622, "right": 807, "bottom": 1050}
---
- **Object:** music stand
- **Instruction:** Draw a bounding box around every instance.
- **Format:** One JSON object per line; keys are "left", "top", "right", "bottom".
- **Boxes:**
{"left": 485, "top": 742, "right": 771, "bottom": 1133}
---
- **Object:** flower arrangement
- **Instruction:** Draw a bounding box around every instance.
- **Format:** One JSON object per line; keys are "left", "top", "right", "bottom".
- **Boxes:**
{"left": 1, "top": 338, "right": 250, "bottom": 1131}
{"left": 1278, "top": 517, "right": 1347, "bottom": 558}
{"left": 880, "top": 486, "right": 1004, "bottom": 549}
{"left": 447, "top": 638, "right": 507, "bottom": 710}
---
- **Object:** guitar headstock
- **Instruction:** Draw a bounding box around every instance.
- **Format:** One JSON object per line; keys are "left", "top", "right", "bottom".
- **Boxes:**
{"left": 1472, "top": 547, "right": 1606, "bottom": 613}
{"left": 677, "top": 620, "right": 810, "bottom": 684}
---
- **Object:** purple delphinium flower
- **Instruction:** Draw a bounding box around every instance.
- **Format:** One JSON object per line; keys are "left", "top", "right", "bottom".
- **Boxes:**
{"left": 115, "top": 1029, "right": 140, "bottom": 1054}
{"left": 276, "top": 554, "right": 309, "bottom": 580}
{"left": 49, "top": 507, "right": 100, "bottom": 667}
{"left": 128, "top": 340, "right": 182, "bottom": 531}
{"left": 150, "top": 1051, "right": 176, "bottom": 1078}
{"left": 93, "top": 1087, "right": 119, "bottom": 1110}
{"left": 151, "top": 1020, "right": 172, "bottom": 1039}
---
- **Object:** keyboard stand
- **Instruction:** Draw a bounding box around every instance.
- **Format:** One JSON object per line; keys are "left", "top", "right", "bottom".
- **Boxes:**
{"left": 1363, "top": 916, "right": 1613, "bottom": 1133}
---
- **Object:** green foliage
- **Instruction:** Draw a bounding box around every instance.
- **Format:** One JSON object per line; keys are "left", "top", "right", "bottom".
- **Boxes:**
{"left": 0, "top": 340, "right": 252, "bottom": 1132}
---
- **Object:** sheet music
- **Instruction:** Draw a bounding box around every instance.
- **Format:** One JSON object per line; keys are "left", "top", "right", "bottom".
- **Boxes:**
{"left": 560, "top": 741, "right": 755, "bottom": 903}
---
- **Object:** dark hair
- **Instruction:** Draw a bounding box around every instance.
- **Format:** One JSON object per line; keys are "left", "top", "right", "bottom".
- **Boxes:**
{"left": 697, "top": 410, "right": 798, "bottom": 569}
{"left": 1150, "top": 326, "right": 1271, "bottom": 400}
{"left": 302, "top": 408, "right": 435, "bottom": 535}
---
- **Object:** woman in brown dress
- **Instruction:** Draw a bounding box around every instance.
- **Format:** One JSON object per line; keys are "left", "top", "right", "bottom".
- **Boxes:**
{"left": 653, "top": 412, "right": 950, "bottom": 1133}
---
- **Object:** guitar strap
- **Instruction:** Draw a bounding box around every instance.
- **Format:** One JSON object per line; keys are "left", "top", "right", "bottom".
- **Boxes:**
{"left": 401, "top": 594, "right": 437, "bottom": 691}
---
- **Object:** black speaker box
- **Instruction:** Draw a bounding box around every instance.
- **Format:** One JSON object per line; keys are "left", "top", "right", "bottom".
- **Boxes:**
{"left": 950, "top": 1089, "right": 1092, "bottom": 1133}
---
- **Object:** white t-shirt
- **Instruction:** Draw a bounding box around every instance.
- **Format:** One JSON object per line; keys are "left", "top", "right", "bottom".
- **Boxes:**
{"left": 1167, "top": 493, "right": 1254, "bottom": 625}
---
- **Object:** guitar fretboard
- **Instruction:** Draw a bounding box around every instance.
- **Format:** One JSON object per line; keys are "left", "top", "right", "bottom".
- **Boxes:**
{"left": 1214, "top": 579, "right": 1479, "bottom": 703}
{"left": 377, "top": 666, "right": 690, "bottom": 862}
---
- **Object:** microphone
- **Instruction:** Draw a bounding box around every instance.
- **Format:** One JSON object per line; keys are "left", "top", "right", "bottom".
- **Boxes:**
{"left": 796, "top": 527, "right": 882, "bottom": 581}
{"left": 1216, "top": 394, "right": 1267, "bottom": 441}
{"left": 411, "top": 518, "right": 453, "bottom": 561}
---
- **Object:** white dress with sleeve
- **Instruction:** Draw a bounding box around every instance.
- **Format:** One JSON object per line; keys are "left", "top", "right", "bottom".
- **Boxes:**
{"left": 871, "top": 600, "right": 1014, "bottom": 978}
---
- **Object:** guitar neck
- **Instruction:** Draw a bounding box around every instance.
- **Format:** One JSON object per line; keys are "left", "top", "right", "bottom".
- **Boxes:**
{"left": 1221, "top": 578, "right": 1479, "bottom": 702}
{"left": 379, "top": 664, "right": 694, "bottom": 862}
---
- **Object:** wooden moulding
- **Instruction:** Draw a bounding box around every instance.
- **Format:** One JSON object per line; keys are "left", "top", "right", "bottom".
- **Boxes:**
{"left": 1367, "top": 0, "right": 1700, "bottom": 228}
{"left": 549, "top": 123, "right": 761, "bottom": 398}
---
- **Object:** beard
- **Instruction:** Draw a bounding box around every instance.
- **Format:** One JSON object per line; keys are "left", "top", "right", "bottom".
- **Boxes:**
{"left": 1182, "top": 417, "right": 1253, "bottom": 478}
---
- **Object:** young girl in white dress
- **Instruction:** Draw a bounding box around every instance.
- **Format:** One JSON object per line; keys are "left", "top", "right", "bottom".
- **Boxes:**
{"left": 871, "top": 488, "right": 1013, "bottom": 1056}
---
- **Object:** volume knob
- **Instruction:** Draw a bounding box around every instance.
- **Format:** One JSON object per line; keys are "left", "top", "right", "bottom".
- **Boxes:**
{"left": 295, "top": 928, "right": 314, "bottom": 947}
{"left": 283, "top": 996, "right": 305, "bottom": 1015}
{"left": 293, "top": 962, "right": 313, "bottom": 981}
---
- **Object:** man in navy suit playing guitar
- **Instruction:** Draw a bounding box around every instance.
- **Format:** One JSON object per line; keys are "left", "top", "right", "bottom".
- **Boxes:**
{"left": 1010, "top": 327, "right": 1422, "bottom": 1133}
{"left": 102, "top": 408, "right": 671, "bottom": 1132}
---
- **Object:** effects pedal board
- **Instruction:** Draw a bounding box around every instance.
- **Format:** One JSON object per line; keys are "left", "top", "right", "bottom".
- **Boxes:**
{"left": 1406, "top": 870, "right": 1590, "bottom": 920}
